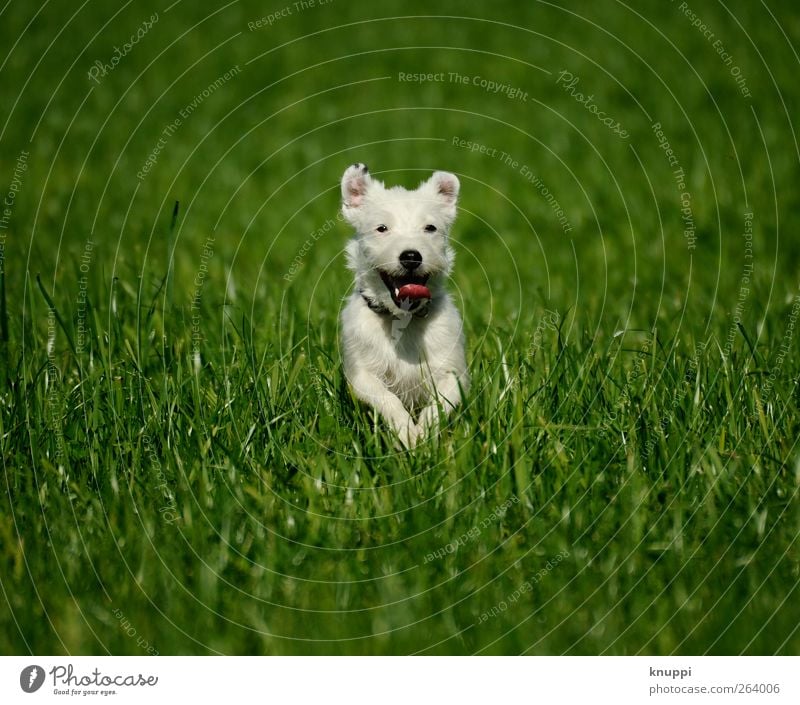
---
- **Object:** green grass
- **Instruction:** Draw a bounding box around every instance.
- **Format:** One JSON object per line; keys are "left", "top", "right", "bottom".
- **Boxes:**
{"left": 1, "top": 0, "right": 799, "bottom": 654}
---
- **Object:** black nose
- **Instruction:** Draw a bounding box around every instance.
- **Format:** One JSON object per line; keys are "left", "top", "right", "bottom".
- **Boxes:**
{"left": 399, "top": 250, "right": 422, "bottom": 270}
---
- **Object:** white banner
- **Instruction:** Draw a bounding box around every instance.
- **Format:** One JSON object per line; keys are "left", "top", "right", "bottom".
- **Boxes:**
{"left": 0, "top": 656, "right": 797, "bottom": 703}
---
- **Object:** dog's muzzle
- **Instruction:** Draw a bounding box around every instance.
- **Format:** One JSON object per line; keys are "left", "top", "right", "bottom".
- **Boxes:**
{"left": 379, "top": 269, "right": 431, "bottom": 311}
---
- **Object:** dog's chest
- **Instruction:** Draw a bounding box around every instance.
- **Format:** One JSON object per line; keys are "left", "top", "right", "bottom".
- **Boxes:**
{"left": 378, "top": 319, "right": 432, "bottom": 396}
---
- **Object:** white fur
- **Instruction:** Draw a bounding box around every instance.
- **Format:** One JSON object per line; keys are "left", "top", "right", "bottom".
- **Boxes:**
{"left": 339, "top": 163, "right": 469, "bottom": 448}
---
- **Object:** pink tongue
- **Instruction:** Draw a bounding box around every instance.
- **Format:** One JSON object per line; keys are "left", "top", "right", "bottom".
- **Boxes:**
{"left": 398, "top": 283, "right": 431, "bottom": 301}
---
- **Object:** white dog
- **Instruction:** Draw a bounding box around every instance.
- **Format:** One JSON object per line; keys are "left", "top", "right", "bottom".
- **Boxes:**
{"left": 339, "top": 163, "right": 469, "bottom": 448}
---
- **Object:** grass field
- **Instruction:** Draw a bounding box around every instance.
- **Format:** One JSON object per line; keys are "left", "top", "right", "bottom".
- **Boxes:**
{"left": 1, "top": 0, "right": 799, "bottom": 655}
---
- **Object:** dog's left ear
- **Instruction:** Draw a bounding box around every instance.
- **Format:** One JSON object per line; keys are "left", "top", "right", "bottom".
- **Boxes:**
{"left": 428, "top": 171, "right": 460, "bottom": 206}
{"left": 341, "top": 163, "right": 372, "bottom": 209}
{"left": 341, "top": 163, "right": 373, "bottom": 227}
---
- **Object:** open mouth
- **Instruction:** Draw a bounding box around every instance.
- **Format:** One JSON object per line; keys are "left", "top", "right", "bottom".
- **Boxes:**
{"left": 379, "top": 270, "right": 431, "bottom": 311}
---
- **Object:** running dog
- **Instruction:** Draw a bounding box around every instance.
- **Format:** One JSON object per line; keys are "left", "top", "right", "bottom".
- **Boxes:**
{"left": 339, "top": 163, "right": 469, "bottom": 448}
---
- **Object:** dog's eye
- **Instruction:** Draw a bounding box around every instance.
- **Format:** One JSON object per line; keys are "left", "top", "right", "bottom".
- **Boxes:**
{"left": 376, "top": 224, "right": 388, "bottom": 233}
{"left": 424, "top": 224, "right": 437, "bottom": 233}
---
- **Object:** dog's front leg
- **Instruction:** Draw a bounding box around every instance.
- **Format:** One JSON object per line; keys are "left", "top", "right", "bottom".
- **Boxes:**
{"left": 348, "top": 368, "right": 419, "bottom": 448}
{"left": 417, "top": 371, "right": 465, "bottom": 438}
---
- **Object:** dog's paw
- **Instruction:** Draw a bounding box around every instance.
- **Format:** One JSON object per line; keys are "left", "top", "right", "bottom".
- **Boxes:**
{"left": 417, "top": 406, "right": 441, "bottom": 435}
{"left": 394, "top": 423, "right": 421, "bottom": 451}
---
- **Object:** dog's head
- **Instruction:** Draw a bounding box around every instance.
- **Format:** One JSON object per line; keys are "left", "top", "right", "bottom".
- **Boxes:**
{"left": 341, "top": 163, "right": 459, "bottom": 314}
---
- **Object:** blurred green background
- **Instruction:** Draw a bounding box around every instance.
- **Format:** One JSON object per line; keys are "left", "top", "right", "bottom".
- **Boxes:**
{"left": 0, "top": 0, "right": 798, "bottom": 655}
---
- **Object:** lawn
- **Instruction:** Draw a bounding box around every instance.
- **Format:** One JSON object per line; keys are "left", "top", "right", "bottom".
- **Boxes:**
{"left": 1, "top": 0, "right": 799, "bottom": 655}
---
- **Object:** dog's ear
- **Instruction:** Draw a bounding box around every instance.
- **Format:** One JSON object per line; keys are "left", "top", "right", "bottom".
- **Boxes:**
{"left": 341, "top": 163, "right": 372, "bottom": 211}
{"left": 428, "top": 171, "right": 460, "bottom": 206}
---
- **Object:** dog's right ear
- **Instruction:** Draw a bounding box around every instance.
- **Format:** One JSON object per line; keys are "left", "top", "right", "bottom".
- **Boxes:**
{"left": 341, "top": 163, "right": 372, "bottom": 214}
